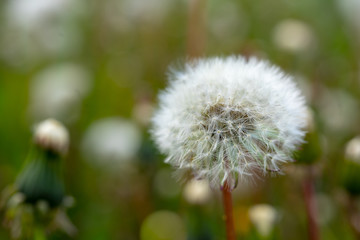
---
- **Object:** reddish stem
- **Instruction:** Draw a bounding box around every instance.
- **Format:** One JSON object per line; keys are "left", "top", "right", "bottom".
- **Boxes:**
{"left": 347, "top": 197, "right": 360, "bottom": 238}
{"left": 222, "top": 182, "right": 236, "bottom": 240}
{"left": 186, "top": 0, "right": 207, "bottom": 58}
{"left": 302, "top": 169, "right": 319, "bottom": 240}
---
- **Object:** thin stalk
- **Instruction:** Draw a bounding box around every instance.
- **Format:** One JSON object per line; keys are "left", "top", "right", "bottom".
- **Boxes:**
{"left": 302, "top": 167, "right": 319, "bottom": 240}
{"left": 347, "top": 196, "right": 360, "bottom": 239}
{"left": 222, "top": 182, "right": 236, "bottom": 240}
{"left": 186, "top": 0, "right": 207, "bottom": 58}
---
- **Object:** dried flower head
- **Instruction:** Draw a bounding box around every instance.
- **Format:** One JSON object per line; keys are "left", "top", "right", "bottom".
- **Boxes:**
{"left": 34, "top": 118, "right": 69, "bottom": 155}
{"left": 151, "top": 56, "right": 306, "bottom": 189}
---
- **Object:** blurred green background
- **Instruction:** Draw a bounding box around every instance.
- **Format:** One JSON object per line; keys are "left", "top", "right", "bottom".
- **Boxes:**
{"left": 0, "top": 0, "right": 360, "bottom": 239}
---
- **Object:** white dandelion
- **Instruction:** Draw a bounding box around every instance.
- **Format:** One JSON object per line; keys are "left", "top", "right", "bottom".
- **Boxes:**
{"left": 81, "top": 118, "right": 142, "bottom": 170}
{"left": 183, "top": 179, "right": 212, "bottom": 205}
{"left": 345, "top": 136, "right": 360, "bottom": 162}
{"left": 1, "top": 0, "right": 85, "bottom": 68}
{"left": 318, "top": 88, "right": 359, "bottom": 134}
{"left": 5, "top": 0, "right": 72, "bottom": 29}
{"left": 272, "top": 19, "right": 315, "bottom": 53}
{"left": 151, "top": 56, "right": 307, "bottom": 190}
{"left": 29, "top": 63, "right": 92, "bottom": 124}
{"left": 103, "top": 0, "right": 175, "bottom": 32}
{"left": 34, "top": 119, "right": 70, "bottom": 155}
{"left": 336, "top": 0, "right": 360, "bottom": 34}
{"left": 249, "top": 204, "right": 278, "bottom": 237}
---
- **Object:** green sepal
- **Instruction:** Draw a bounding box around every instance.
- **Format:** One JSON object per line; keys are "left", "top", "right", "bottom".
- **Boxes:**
{"left": 16, "top": 146, "right": 65, "bottom": 207}
{"left": 341, "top": 160, "right": 360, "bottom": 196}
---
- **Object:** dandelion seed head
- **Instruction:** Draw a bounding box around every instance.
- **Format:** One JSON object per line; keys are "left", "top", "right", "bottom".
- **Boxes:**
{"left": 29, "top": 63, "right": 92, "bottom": 124}
{"left": 183, "top": 179, "right": 212, "bottom": 205}
{"left": 151, "top": 56, "right": 307, "bottom": 189}
{"left": 81, "top": 118, "right": 142, "bottom": 169}
{"left": 34, "top": 119, "right": 69, "bottom": 155}
{"left": 249, "top": 204, "right": 278, "bottom": 237}
{"left": 273, "top": 19, "right": 315, "bottom": 53}
{"left": 345, "top": 136, "right": 360, "bottom": 162}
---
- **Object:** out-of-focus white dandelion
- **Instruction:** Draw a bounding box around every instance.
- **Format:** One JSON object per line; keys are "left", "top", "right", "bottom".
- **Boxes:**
{"left": 342, "top": 136, "right": 360, "bottom": 196}
{"left": 336, "top": 0, "right": 360, "bottom": 34}
{"left": 248, "top": 204, "right": 278, "bottom": 237}
{"left": 29, "top": 63, "right": 92, "bottom": 123}
{"left": 81, "top": 118, "right": 142, "bottom": 169}
{"left": 151, "top": 56, "right": 306, "bottom": 189}
{"left": 183, "top": 179, "right": 212, "bottom": 205}
{"left": 1, "top": 0, "right": 84, "bottom": 68}
{"left": 103, "top": 0, "right": 174, "bottom": 32}
{"left": 122, "top": 0, "right": 173, "bottom": 23}
{"left": 207, "top": 1, "right": 248, "bottom": 43}
{"left": 5, "top": 0, "right": 71, "bottom": 28}
{"left": 34, "top": 119, "right": 70, "bottom": 155}
{"left": 0, "top": 25, "right": 81, "bottom": 69}
{"left": 319, "top": 88, "right": 359, "bottom": 134}
{"left": 272, "top": 19, "right": 315, "bottom": 53}
{"left": 345, "top": 137, "right": 360, "bottom": 162}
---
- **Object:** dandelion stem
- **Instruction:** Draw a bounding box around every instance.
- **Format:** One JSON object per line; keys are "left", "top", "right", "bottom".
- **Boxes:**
{"left": 346, "top": 196, "right": 360, "bottom": 238}
{"left": 186, "top": 0, "right": 207, "bottom": 58}
{"left": 302, "top": 167, "right": 319, "bottom": 240}
{"left": 222, "top": 182, "right": 236, "bottom": 240}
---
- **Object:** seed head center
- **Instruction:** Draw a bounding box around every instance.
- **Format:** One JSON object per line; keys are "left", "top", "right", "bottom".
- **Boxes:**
{"left": 202, "top": 104, "right": 256, "bottom": 140}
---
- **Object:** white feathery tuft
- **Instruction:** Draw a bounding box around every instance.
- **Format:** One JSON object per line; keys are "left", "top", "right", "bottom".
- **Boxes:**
{"left": 34, "top": 118, "right": 69, "bottom": 155}
{"left": 151, "top": 56, "right": 307, "bottom": 189}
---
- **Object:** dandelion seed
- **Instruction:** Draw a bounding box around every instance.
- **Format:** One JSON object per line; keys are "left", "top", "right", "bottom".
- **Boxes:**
{"left": 151, "top": 56, "right": 307, "bottom": 190}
